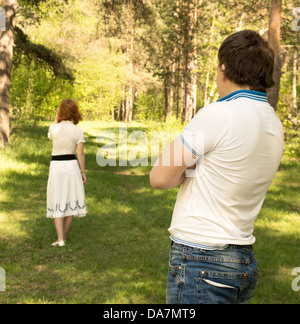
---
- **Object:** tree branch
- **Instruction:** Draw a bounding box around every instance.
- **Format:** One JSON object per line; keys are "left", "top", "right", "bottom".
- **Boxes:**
{"left": 14, "top": 26, "right": 74, "bottom": 81}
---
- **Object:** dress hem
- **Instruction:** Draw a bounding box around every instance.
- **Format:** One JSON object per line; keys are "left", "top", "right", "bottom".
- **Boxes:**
{"left": 47, "top": 213, "right": 87, "bottom": 219}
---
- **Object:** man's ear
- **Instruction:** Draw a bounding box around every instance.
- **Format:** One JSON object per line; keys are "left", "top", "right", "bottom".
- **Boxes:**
{"left": 220, "top": 64, "right": 227, "bottom": 81}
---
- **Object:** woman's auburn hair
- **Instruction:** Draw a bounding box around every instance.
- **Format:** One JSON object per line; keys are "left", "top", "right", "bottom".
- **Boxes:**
{"left": 57, "top": 99, "right": 83, "bottom": 125}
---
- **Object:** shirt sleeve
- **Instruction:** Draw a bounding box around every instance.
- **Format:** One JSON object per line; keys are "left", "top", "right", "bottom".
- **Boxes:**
{"left": 48, "top": 124, "right": 54, "bottom": 140}
{"left": 76, "top": 127, "right": 85, "bottom": 144}
{"left": 179, "top": 102, "right": 229, "bottom": 159}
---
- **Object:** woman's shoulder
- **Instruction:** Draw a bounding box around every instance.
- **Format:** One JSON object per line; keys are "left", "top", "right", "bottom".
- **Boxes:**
{"left": 73, "top": 124, "right": 85, "bottom": 144}
{"left": 73, "top": 123, "right": 84, "bottom": 133}
{"left": 48, "top": 123, "right": 58, "bottom": 133}
{"left": 60, "top": 120, "right": 82, "bottom": 129}
{"left": 51, "top": 121, "right": 84, "bottom": 133}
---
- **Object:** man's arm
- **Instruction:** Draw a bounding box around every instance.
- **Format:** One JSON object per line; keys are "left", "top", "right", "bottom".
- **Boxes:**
{"left": 150, "top": 137, "right": 197, "bottom": 190}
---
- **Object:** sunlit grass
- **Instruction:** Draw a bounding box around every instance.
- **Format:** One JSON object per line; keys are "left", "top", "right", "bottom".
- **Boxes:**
{"left": 0, "top": 121, "right": 299, "bottom": 304}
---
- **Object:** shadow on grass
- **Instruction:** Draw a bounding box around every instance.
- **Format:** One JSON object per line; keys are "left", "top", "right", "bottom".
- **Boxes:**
{"left": 1, "top": 123, "right": 175, "bottom": 303}
{"left": 1, "top": 124, "right": 299, "bottom": 304}
{"left": 252, "top": 160, "right": 300, "bottom": 304}
{"left": 0, "top": 167, "right": 175, "bottom": 303}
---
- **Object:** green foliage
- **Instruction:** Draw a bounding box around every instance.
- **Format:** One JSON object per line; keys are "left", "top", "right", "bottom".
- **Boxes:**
{"left": 73, "top": 44, "right": 129, "bottom": 120}
{"left": 10, "top": 53, "right": 74, "bottom": 122}
{"left": 135, "top": 88, "right": 164, "bottom": 121}
{"left": 9, "top": 0, "right": 299, "bottom": 149}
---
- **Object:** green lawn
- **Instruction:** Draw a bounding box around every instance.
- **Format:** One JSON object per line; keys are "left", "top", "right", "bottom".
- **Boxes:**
{"left": 0, "top": 121, "right": 299, "bottom": 304}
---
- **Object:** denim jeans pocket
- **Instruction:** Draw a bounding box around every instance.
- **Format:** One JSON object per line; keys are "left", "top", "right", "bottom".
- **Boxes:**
{"left": 196, "top": 271, "right": 247, "bottom": 304}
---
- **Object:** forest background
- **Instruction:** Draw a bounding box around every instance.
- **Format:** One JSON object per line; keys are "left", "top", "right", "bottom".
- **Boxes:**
{"left": 1, "top": 0, "right": 298, "bottom": 150}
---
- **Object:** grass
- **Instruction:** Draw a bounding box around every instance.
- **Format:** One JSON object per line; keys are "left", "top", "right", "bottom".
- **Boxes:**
{"left": 0, "top": 120, "right": 299, "bottom": 304}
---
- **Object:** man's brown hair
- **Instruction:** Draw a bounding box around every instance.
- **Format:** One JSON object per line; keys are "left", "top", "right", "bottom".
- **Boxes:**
{"left": 218, "top": 30, "right": 275, "bottom": 93}
{"left": 57, "top": 99, "right": 83, "bottom": 125}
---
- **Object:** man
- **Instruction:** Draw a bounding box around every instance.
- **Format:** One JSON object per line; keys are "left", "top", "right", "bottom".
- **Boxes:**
{"left": 150, "top": 30, "right": 284, "bottom": 304}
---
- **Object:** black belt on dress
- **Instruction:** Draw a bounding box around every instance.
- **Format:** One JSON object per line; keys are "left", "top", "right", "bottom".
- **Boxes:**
{"left": 52, "top": 154, "right": 76, "bottom": 161}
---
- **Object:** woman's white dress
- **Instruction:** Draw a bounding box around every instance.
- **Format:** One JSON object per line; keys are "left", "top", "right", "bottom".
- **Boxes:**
{"left": 47, "top": 121, "right": 87, "bottom": 218}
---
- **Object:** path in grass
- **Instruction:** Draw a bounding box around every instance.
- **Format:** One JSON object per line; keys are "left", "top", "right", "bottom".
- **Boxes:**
{"left": 0, "top": 121, "right": 299, "bottom": 304}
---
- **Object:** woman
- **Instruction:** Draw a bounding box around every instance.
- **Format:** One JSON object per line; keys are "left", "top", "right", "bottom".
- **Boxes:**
{"left": 47, "top": 99, "right": 87, "bottom": 247}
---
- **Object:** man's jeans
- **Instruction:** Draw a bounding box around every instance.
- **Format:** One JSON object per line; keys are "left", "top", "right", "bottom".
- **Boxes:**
{"left": 166, "top": 242, "right": 258, "bottom": 304}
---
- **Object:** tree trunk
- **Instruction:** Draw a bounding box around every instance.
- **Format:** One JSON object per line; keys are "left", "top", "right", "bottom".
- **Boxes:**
{"left": 175, "top": 0, "right": 181, "bottom": 120}
{"left": 292, "top": 35, "right": 298, "bottom": 111}
{"left": 119, "top": 87, "right": 125, "bottom": 121}
{"left": 176, "top": 74, "right": 180, "bottom": 119}
{"left": 169, "top": 60, "right": 176, "bottom": 118}
{"left": 267, "top": 0, "right": 282, "bottom": 111}
{"left": 190, "top": 0, "right": 199, "bottom": 120}
{"left": 125, "top": 84, "right": 133, "bottom": 123}
{"left": 181, "top": 0, "right": 199, "bottom": 123}
{"left": 162, "top": 64, "right": 168, "bottom": 122}
{"left": 204, "top": 8, "right": 215, "bottom": 106}
{"left": 124, "top": 0, "right": 134, "bottom": 123}
{"left": 0, "top": 0, "right": 17, "bottom": 148}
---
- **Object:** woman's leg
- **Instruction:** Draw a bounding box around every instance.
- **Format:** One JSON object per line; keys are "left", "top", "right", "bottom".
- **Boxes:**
{"left": 54, "top": 218, "right": 64, "bottom": 242}
{"left": 63, "top": 216, "right": 74, "bottom": 241}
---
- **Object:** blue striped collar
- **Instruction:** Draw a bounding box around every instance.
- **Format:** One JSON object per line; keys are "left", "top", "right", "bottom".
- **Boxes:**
{"left": 218, "top": 90, "right": 268, "bottom": 103}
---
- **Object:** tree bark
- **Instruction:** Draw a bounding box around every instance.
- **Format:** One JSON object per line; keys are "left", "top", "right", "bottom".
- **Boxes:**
{"left": 204, "top": 8, "right": 215, "bottom": 107}
{"left": 14, "top": 26, "right": 73, "bottom": 80}
{"left": 125, "top": 0, "right": 134, "bottom": 123}
{"left": 267, "top": 0, "right": 282, "bottom": 111}
{"left": 175, "top": 0, "right": 181, "bottom": 120}
{"left": 0, "top": 0, "right": 17, "bottom": 147}
{"left": 181, "top": 0, "right": 199, "bottom": 123}
{"left": 162, "top": 64, "right": 169, "bottom": 122}
{"left": 125, "top": 84, "right": 133, "bottom": 123}
{"left": 180, "top": 0, "right": 188, "bottom": 123}
{"left": 292, "top": 35, "right": 298, "bottom": 111}
{"left": 169, "top": 61, "right": 176, "bottom": 117}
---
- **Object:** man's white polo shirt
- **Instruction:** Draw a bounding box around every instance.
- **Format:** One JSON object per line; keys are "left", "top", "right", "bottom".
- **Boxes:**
{"left": 169, "top": 90, "right": 284, "bottom": 250}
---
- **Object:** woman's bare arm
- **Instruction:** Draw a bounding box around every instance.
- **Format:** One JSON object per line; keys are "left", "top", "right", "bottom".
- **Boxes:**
{"left": 77, "top": 142, "right": 86, "bottom": 184}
